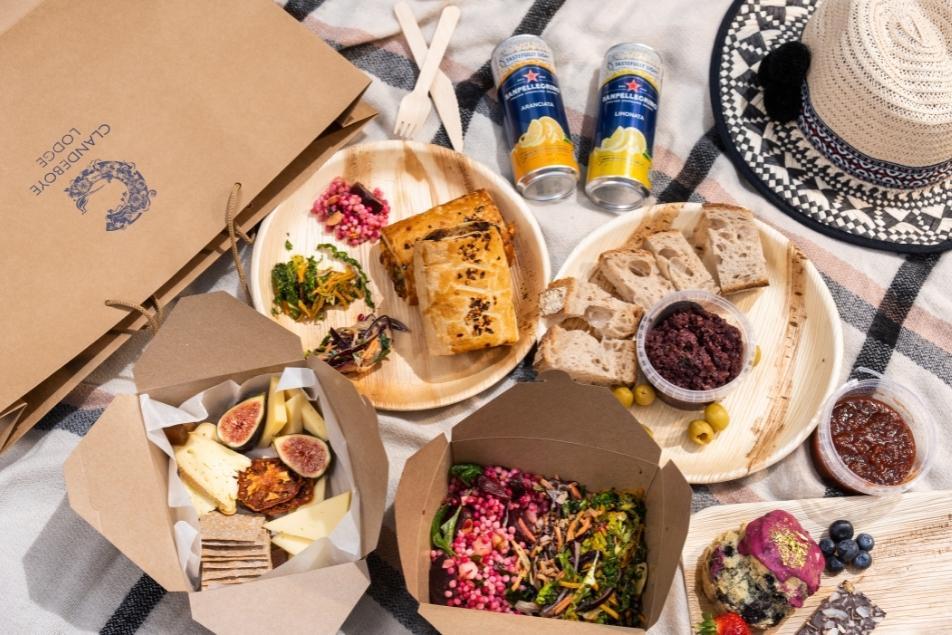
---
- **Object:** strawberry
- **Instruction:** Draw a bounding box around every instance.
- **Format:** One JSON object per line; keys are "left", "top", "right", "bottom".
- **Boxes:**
{"left": 697, "top": 612, "right": 750, "bottom": 635}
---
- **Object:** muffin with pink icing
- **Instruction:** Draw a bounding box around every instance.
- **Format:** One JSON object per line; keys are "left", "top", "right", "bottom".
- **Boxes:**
{"left": 700, "top": 510, "right": 824, "bottom": 629}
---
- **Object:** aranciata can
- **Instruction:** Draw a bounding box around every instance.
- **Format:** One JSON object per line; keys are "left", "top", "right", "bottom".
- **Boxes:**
{"left": 585, "top": 43, "right": 663, "bottom": 211}
{"left": 491, "top": 35, "right": 579, "bottom": 202}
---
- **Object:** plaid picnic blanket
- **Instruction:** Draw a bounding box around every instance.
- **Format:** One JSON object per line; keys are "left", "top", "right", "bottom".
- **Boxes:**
{"left": 2, "top": 1, "right": 949, "bottom": 633}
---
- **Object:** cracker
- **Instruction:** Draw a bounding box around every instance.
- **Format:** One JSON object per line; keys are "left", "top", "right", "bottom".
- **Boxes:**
{"left": 203, "top": 559, "right": 271, "bottom": 569}
{"left": 202, "top": 567, "right": 271, "bottom": 579}
{"left": 202, "top": 546, "right": 268, "bottom": 558}
{"left": 203, "top": 557, "right": 269, "bottom": 566}
{"left": 201, "top": 540, "right": 261, "bottom": 547}
{"left": 199, "top": 521, "right": 271, "bottom": 590}
{"left": 199, "top": 512, "right": 265, "bottom": 542}
{"left": 202, "top": 576, "right": 260, "bottom": 589}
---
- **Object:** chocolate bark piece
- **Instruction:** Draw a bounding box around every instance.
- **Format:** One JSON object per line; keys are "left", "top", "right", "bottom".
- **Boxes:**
{"left": 796, "top": 580, "right": 886, "bottom": 634}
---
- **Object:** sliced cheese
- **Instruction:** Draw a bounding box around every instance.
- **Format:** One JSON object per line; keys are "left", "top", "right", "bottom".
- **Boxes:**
{"left": 312, "top": 476, "right": 327, "bottom": 505}
{"left": 193, "top": 422, "right": 217, "bottom": 441}
{"left": 271, "top": 532, "right": 312, "bottom": 556}
{"left": 180, "top": 472, "right": 218, "bottom": 516}
{"left": 264, "top": 490, "right": 351, "bottom": 540}
{"left": 300, "top": 398, "right": 328, "bottom": 440}
{"left": 174, "top": 434, "right": 251, "bottom": 515}
{"left": 285, "top": 387, "right": 307, "bottom": 402}
{"left": 282, "top": 392, "right": 305, "bottom": 435}
{"left": 258, "top": 376, "right": 287, "bottom": 448}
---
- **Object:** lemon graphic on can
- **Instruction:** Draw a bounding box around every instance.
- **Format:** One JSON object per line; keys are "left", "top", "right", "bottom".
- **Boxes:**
{"left": 517, "top": 116, "right": 567, "bottom": 148}
{"left": 596, "top": 126, "right": 647, "bottom": 154}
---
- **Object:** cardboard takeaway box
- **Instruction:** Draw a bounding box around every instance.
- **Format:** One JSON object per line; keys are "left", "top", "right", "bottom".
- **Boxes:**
{"left": 63, "top": 292, "right": 388, "bottom": 634}
{"left": 0, "top": 0, "right": 376, "bottom": 452}
{"left": 396, "top": 372, "right": 694, "bottom": 634}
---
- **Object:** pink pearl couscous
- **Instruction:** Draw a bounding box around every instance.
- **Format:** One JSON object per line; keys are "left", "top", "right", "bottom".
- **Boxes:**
{"left": 430, "top": 465, "right": 550, "bottom": 613}
{"left": 312, "top": 177, "right": 390, "bottom": 246}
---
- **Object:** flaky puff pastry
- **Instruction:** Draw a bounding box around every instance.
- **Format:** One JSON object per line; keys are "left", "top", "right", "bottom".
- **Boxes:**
{"left": 412, "top": 221, "right": 519, "bottom": 355}
{"left": 379, "top": 190, "right": 514, "bottom": 304}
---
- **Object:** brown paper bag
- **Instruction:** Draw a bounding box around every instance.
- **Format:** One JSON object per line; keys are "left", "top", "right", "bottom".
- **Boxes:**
{"left": 0, "top": 0, "right": 376, "bottom": 450}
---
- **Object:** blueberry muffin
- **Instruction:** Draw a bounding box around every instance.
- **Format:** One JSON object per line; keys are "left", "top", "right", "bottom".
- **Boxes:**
{"left": 701, "top": 510, "right": 824, "bottom": 629}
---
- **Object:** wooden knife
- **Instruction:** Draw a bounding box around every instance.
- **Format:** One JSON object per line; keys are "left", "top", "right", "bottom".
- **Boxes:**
{"left": 394, "top": 2, "right": 464, "bottom": 152}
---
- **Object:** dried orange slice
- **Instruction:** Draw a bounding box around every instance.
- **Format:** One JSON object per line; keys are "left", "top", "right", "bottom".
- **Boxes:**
{"left": 237, "top": 458, "right": 302, "bottom": 512}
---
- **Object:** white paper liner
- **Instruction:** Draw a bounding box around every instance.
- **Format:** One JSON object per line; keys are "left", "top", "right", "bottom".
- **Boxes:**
{"left": 140, "top": 367, "right": 362, "bottom": 590}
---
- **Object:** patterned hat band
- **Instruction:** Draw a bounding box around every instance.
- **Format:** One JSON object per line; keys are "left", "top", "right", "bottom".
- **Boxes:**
{"left": 798, "top": 83, "right": 952, "bottom": 190}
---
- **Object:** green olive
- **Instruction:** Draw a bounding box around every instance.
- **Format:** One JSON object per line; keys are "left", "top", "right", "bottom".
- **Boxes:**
{"left": 611, "top": 386, "right": 634, "bottom": 409}
{"left": 688, "top": 419, "right": 715, "bottom": 445}
{"left": 704, "top": 402, "right": 730, "bottom": 432}
{"left": 634, "top": 384, "right": 656, "bottom": 406}
{"left": 752, "top": 345, "right": 762, "bottom": 367}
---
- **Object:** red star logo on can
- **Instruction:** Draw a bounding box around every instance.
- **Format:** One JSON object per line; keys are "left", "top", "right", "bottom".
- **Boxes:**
{"left": 525, "top": 69, "right": 540, "bottom": 82}
{"left": 625, "top": 78, "right": 640, "bottom": 91}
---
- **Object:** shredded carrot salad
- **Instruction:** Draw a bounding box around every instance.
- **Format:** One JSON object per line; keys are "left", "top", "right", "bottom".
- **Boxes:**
{"left": 270, "top": 244, "right": 374, "bottom": 322}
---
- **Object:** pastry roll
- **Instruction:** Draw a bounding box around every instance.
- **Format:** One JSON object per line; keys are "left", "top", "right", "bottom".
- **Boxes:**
{"left": 379, "top": 190, "right": 514, "bottom": 304}
{"left": 412, "top": 221, "right": 519, "bottom": 355}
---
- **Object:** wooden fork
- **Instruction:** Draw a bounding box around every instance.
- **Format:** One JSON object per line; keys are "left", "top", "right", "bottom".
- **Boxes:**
{"left": 392, "top": 5, "right": 460, "bottom": 140}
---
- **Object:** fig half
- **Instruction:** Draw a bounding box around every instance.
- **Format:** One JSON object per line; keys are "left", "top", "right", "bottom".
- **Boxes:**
{"left": 274, "top": 434, "right": 332, "bottom": 478}
{"left": 217, "top": 394, "right": 266, "bottom": 451}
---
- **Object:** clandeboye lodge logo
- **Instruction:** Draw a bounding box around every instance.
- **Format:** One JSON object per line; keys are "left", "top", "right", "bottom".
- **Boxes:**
{"left": 65, "top": 159, "right": 157, "bottom": 231}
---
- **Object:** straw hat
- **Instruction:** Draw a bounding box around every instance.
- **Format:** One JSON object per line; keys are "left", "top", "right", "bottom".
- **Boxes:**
{"left": 712, "top": 0, "right": 952, "bottom": 252}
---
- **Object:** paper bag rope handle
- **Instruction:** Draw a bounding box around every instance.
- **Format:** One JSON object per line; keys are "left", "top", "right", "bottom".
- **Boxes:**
{"left": 103, "top": 185, "right": 250, "bottom": 333}
{"left": 104, "top": 296, "right": 164, "bottom": 333}
{"left": 225, "top": 182, "right": 254, "bottom": 294}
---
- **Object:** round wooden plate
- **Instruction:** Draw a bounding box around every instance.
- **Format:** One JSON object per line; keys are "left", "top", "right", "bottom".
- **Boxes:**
{"left": 542, "top": 203, "right": 843, "bottom": 483}
{"left": 251, "top": 141, "right": 550, "bottom": 411}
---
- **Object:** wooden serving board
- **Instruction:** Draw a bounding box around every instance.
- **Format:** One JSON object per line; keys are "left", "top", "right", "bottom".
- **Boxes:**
{"left": 250, "top": 141, "right": 550, "bottom": 411}
{"left": 546, "top": 203, "right": 843, "bottom": 483}
{"left": 682, "top": 491, "right": 952, "bottom": 633}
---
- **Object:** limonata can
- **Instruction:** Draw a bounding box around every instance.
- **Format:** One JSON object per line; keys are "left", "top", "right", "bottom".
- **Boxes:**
{"left": 491, "top": 35, "right": 579, "bottom": 202}
{"left": 585, "top": 43, "right": 664, "bottom": 211}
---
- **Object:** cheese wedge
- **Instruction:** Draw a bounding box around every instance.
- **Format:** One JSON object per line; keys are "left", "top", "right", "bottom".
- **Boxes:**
{"left": 282, "top": 392, "right": 305, "bottom": 435}
{"left": 300, "top": 398, "right": 327, "bottom": 440}
{"left": 264, "top": 490, "right": 351, "bottom": 540}
{"left": 193, "top": 422, "right": 217, "bottom": 441}
{"left": 271, "top": 532, "right": 312, "bottom": 556}
{"left": 180, "top": 472, "right": 218, "bottom": 516}
{"left": 258, "top": 376, "right": 287, "bottom": 448}
{"left": 174, "top": 434, "right": 251, "bottom": 515}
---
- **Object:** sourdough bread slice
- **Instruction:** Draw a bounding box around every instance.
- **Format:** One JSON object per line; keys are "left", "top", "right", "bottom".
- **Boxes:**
{"left": 643, "top": 230, "right": 720, "bottom": 293}
{"left": 622, "top": 202, "right": 682, "bottom": 249}
{"left": 539, "top": 277, "right": 642, "bottom": 339}
{"left": 692, "top": 204, "right": 769, "bottom": 294}
{"left": 597, "top": 249, "right": 675, "bottom": 312}
{"left": 534, "top": 325, "right": 636, "bottom": 386}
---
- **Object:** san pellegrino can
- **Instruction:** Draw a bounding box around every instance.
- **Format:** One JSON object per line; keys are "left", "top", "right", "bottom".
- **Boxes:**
{"left": 491, "top": 35, "right": 579, "bottom": 202}
{"left": 585, "top": 43, "right": 664, "bottom": 211}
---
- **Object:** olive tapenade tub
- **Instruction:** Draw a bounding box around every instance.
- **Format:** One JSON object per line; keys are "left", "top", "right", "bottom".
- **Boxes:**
{"left": 636, "top": 290, "right": 755, "bottom": 410}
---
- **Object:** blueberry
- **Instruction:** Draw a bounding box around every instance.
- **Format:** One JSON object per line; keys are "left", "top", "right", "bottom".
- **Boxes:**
{"left": 856, "top": 533, "right": 875, "bottom": 552}
{"left": 835, "top": 539, "right": 860, "bottom": 563}
{"left": 853, "top": 551, "right": 872, "bottom": 569}
{"left": 829, "top": 519, "right": 854, "bottom": 542}
{"left": 818, "top": 537, "right": 835, "bottom": 556}
{"left": 826, "top": 555, "right": 845, "bottom": 573}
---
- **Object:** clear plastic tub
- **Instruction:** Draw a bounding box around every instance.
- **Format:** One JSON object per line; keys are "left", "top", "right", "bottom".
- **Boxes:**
{"left": 635, "top": 290, "right": 755, "bottom": 410}
{"left": 811, "top": 368, "right": 935, "bottom": 495}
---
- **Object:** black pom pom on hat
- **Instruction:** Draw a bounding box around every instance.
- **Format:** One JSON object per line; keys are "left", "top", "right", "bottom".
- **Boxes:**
{"left": 758, "top": 41, "right": 812, "bottom": 122}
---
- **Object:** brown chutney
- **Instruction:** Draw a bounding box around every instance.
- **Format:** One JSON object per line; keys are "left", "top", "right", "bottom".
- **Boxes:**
{"left": 829, "top": 396, "right": 916, "bottom": 486}
{"left": 644, "top": 305, "right": 743, "bottom": 391}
